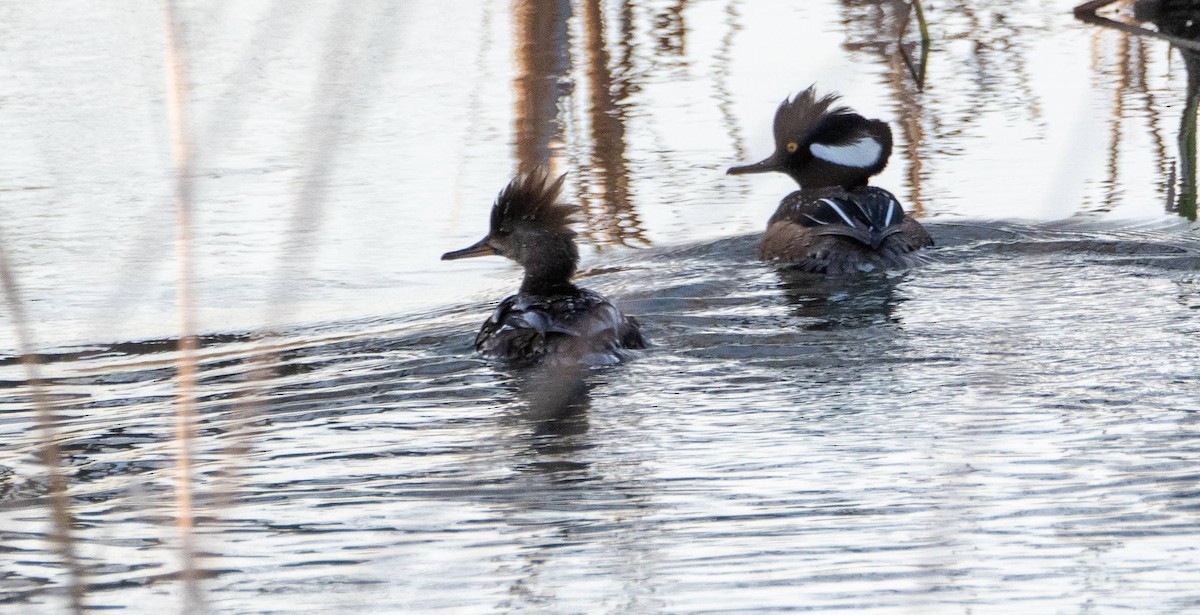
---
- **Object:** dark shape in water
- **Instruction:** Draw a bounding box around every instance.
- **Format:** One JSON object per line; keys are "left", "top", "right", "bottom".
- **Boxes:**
{"left": 728, "top": 86, "right": 933, "bottom": 273}
{"left": 776, "top": 267, "right": 906, "bottom": 331}
{"left": 442, "top": 169, "right": 647, "bottom": 365}
{"left": 1133, "top": 0, "right": 1200, "bottom": 38}
{"left": 1135, "top": 0, "right": 1200, "bottom": 220}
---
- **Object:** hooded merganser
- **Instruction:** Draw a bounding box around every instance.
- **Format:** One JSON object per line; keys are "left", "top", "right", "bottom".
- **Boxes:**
{"left": 441, "top": 169, "right": 647, "bottom": 365}
{"left": 727, "top": 86, "right": 933, "bottom": 273}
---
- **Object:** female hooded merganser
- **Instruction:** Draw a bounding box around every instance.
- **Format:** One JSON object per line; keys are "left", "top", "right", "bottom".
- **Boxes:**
{"left": 442, "top": 169, "right": 647, "bottom": 365}
{"left": 727, "top": 86, "right": 933, "bottom": 273}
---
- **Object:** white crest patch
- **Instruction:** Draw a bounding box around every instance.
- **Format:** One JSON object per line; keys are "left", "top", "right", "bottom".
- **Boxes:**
{"left": 810, "top": 136, "right": 882, "bottom": 168}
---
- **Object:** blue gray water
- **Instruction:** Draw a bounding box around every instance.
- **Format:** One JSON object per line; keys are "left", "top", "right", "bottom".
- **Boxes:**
{"left": 3, "top": 1, "right": 1200, "bottom": 613}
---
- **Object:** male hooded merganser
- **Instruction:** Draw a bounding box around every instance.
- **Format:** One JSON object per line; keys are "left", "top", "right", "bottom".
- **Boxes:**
{"left": 441, "top": 169, "right": 647, "bottom": 365}
{"left": 727, "top": 86, "right": 933, "bottom": 273}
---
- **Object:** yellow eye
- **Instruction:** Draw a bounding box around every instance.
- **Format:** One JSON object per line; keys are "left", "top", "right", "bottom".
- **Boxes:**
{"left": 786, "top": 142, "right": 799, "bottom": 153}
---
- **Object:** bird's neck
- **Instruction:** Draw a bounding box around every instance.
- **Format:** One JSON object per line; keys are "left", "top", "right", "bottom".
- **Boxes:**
{"left": 519, "top": 234, "right": 579, "bottom": 295}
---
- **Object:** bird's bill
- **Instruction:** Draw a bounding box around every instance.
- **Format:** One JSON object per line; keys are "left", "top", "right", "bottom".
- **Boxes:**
{"left": 726, "top": 154, "right": 781, "bottom": 175}
{"left": 441, "top": 236, "right": 496, "bottom": 260}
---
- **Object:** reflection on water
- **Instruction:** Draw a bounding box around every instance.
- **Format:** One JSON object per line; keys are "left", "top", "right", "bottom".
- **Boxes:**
{"left": 775, "top": 269, "right": 906, "bottom": 331}
{"left": 1077, "top": 0, "right": 1200, "bottom": 219}
{"left": 578, "top": 0, "right": 646, "bottom": 247}
{"left": 5, "top": 1, "right": 1200, "bottom": 613}
{"left": 13, "top": 222, "right": 1200, "bottom": 613}
{"left": 513, "top": 0, "right": 648, "bottom": 247}
{"left": 1131, "top": 0, "right": 1200, "bottom": 219}
{"left": 839, "top": 0, "right": 930, "bottom": 214}
{"left": 513, "top": 0, "right": 572, "bottom": 171}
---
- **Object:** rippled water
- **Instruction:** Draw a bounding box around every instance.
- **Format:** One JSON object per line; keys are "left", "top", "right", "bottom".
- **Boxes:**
{"left": 4, "top": 0, "right": 1200, "bottom": 613}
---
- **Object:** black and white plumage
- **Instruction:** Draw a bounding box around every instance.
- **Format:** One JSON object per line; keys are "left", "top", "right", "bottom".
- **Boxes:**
{"left": 442, "top": 169, "right": 647, "bottom": 366}
{"left": 771, "top": 186, "right": 905, "bottom": 250}
{"left": 727, "top": 85, "right": 932, "bottom": 272}
{"left": 761, "top": 186, "right": 931, "bottom": 273}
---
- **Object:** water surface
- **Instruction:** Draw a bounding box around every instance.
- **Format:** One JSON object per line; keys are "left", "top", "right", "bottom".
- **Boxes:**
{"left": 3, "top": 1, "right": 1200, "bottom": 613}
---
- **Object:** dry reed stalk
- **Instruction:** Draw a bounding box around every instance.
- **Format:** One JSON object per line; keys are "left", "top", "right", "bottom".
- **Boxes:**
{"left": 0, "top": 239, "right": 86, "bottom": 613}
{"left": 162, "top": 2, "right": 204, "bottom": 611}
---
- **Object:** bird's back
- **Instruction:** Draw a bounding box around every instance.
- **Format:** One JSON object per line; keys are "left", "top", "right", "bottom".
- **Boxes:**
{"left": 761, "top": 186, "right": 933, "bottom": 273}
{"left": 474, "top": 287, "right": 647, "bottom": 366}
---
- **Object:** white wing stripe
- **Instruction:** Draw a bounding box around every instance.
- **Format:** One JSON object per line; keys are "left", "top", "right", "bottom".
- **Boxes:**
{"left": 884, "top": 199, "right": 896, "bottom": 226}
{"left": 810, "top": 136, "right": 882, "bottom": 168}
{"left": 819, "top": 198, "right": 857, "bottom": 227}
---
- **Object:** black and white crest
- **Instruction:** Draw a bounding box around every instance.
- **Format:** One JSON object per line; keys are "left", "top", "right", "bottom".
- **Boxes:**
{"left": 775, "top": 86, "right": 891, "bottom": 172}
{"left": 728, "top": 84, "right": 894, "bottom": 187}
{"left": 490, "top": 169, "right": 578, "bottom": 237}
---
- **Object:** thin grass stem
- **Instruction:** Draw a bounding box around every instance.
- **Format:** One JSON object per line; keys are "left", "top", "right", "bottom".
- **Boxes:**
{"left": 912, "top": 0, "right": 930, "bottom": 46}
{"left": 162, "top": 2, "right": 204, "bottom": 612}
{"left": 0, "top": 236, "right": 86, "bottom": 614}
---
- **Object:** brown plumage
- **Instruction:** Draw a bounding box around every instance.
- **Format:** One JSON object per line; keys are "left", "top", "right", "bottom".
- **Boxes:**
{"left": 442, "top": 169, "right": 647, "bottom": 365}
{"left": 489, "top": 169, "right": 577, "bottom": 239}
{"left": 761, "top": 209, "right": 932, "bottom": 274}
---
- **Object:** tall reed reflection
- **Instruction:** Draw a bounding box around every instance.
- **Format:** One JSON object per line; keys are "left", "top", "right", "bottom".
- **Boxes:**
{"left": 1103, "top": 32, "right": 1139, "bottom": 212}
{"left": 513, "top": 0, "right": 572, "bottom": 171}
{"left": 837, "top": 0, "right": 929, "bottom": 215}
{"left": 1082, "top": 19, "right": 1172, "bottom": 215}
{"left": 653, "top": 1, "right": 687, "bottom": 56}
{"left": 1135, "top": 0, "right": 1200, "bottom": 219}
{"left": 512, "top": 0, "right": 648, "bottom": 247}
{"left": 579, "top": 0, "right": 647, "bottom": 247}
{"left": 1077, "top": 0, "right": 1200, "bottom": 219}
{"left": 839, "top": 0, "right": 1064, "bottom": 217}
{"left": 714, "top": 2, "right": 746, "bottom": 162}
